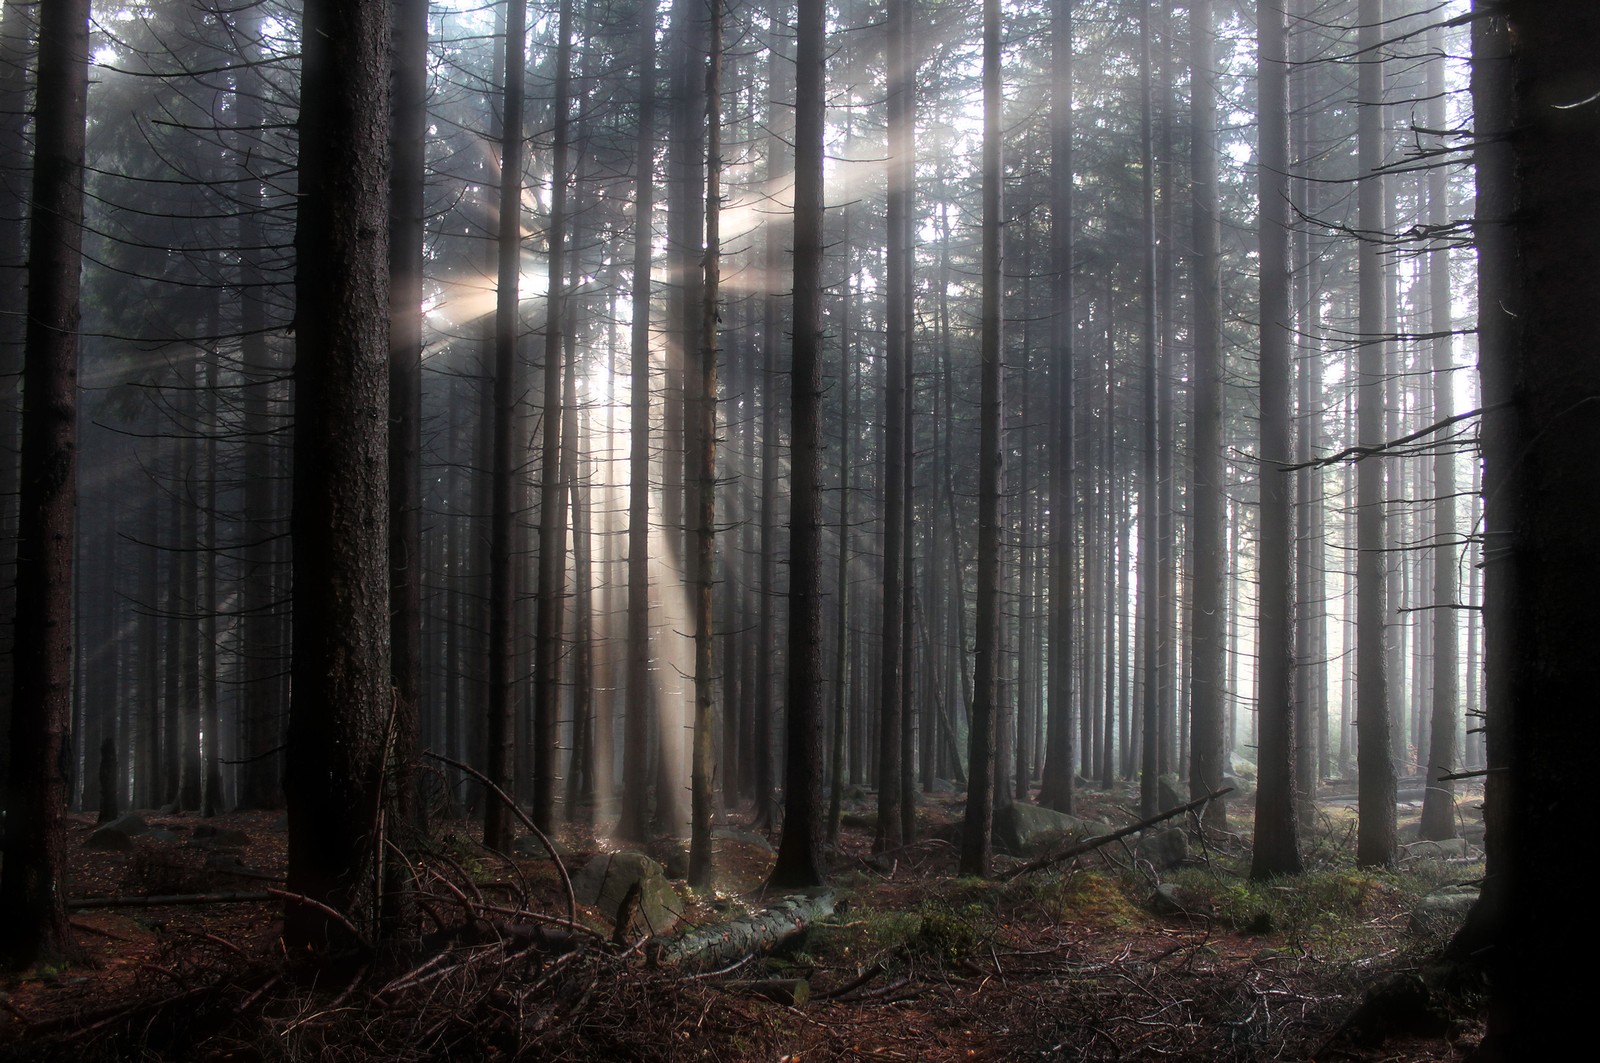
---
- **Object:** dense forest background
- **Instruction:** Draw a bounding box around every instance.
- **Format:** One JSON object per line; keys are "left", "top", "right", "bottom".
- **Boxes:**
{"left": 0, "top": 0, "right": 1592, "bottom": 1056}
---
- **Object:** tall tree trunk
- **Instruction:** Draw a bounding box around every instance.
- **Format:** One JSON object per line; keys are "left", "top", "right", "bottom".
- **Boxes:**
{"left": 1355, "top": 0, "right": 1397, "bottom": 868}
{"left": 960, "top": 0, "right": 1003, "bottom": 879}
{"left": 1137, "top": 0, "right": 1160, "bottom": 819}
{"left": 1487, "top": 2, "right": 1600, "bottom": 1048}
{"left": 386, "top": 0, "right": 428, "bottom": 862}
{"left": 688, "top": 0, "right": 722, "bottom": 888}
{"left": 621, "top": 0, "right": 658, "bottom": 844}
{"left": 874, "top": 0, "right": 910, "bottom": 854}
{"left": 484, "top": 0, "right": 527, "bottom": 852}
{"left": 533, "top": 0, "right": 575, "bottom": 833}
{"left": 1249, "top": 0, "right": 1302, "bottom": 880}
{"left": 1186, "top": 0, "right": 1226, "bottom": 829}
{"left": 1417, "top": 22, "right": 1458, "bottom": 844}
{"left": 1037, "top": 0, "right": 1076, "bottom": 815}
{"left": 767, "top": 0, "right": 826, "bottom": 890}
{"left": 0, "top": 0, "right": 88, "bottom": 968}
{"left": 283, "top": 0, "right": 394, "bottom": 950}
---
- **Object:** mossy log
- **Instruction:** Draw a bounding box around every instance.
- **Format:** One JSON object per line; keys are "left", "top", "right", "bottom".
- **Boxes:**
{"left": 654, "top": 889, "right": 835, "bottom": 971}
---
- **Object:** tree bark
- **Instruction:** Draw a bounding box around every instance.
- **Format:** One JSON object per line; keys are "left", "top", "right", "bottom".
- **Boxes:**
{"left": 283, "top": 0, "right": 394, "bottom": 950}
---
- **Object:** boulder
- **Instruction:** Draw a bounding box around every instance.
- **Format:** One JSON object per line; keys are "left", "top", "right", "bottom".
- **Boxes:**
{"left": 511, "top": 834, "right": 571, "bottom": 860}
{"left": 190, "top": 825, "right": 251, "bottom": 849}
{"left": 1136, "top": 827, "right": 1189, "bottom": 869}
{"left": 992, "top": 801, "right": 1107, "bottom": 857}
{"left": 1409, "top": 885, "right": 1479, "bottom": 936}
{"left": 148, "top": 830, "right": 182, "bottom": 843}
{"left": 103, "top": 813, "right": 150, "bottom": 836}
{"left": 572, "top": 851, "right": 682, "bottom": 936}
{"left": 84, "top": 824, "right": 136, "bottom": 851}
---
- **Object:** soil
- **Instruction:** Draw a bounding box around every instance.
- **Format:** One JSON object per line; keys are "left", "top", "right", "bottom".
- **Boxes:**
{"left": 0, "top": 789, "right": 1487, "bottom": 1061}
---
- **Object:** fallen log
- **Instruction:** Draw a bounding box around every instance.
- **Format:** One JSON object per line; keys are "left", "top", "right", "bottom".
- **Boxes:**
{"left": 654, "top": 889, "right": 835, "bottom": 972}
{"left": 1000, "top": 788, "right": 1233, "bottom": 881}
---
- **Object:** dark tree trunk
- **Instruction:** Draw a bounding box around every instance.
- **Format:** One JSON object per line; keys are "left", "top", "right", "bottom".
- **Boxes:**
{"left": 1486, "top": 2, "right": 1600, "bottom": 1050}
{"left": 1249, "top": 0, "right": 1302, "bottom": 880}
{"left": 1137, "top": 0, "right": 1160, "bottom": 820}
{"left": 874, "top": 0, "right": 910, "bottom": 854}
{"left": 767, "top": 0, "right": 826, "bottom": 891}
{"left": 1355, "top": 0, "right": 1397, "bottom": 869}
{"left": 386, "top": 0, "right": 428, "bottom": 862}
{"left": 688, "top": 0, "right": 722, "bottom": 888}
{"left": 1036, "top": 0, "right": 1076, "bottom": 815}
{"left": 0, "top": 0, "right": 87, "bottom": 970}
{"left": 1416, "top": 22, "right": 1458, "bottom": 844}
{"left": 1186, "top": 0, "right": 1226, "bottom": 830}
{"left": 533, "top": 0, "right": 575, "bottom": 834}
{"left": 960, "top": 0, "right": 1003, "bottom": 880}
{"left": 484, "top": 0, "right": 528, "bottom": 853}
{"left": 621, "top": 0, "right": 657, "bottom": 845}
{"left": 283, "top": 0, "right": 394, "bottom": 951}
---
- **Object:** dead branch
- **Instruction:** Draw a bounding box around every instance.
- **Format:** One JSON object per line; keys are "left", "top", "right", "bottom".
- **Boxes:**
{"left": 67, "top": 891, "right": 274, "bottom": 909}
{"left": 1001, "top": 789, "right": 1233, "bottom": 881}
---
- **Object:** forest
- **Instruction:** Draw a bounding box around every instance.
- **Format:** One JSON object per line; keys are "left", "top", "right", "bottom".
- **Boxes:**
{"left": 0, "top": 0, "right": 1592, "bottom": 1058}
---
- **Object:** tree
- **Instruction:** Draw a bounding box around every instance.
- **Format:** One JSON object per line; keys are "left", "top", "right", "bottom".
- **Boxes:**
{"left": 485, "top": 0, "right": 529, "bottom": 853}
{"left": 1035, "top": 0, "right": 1075, "bottom": 816}
{"left": 1186, "top": 0, "right": 1226, "bottom": 830}
{"left": 959, "top": 0, "right": 1003, "bottom": 880}
{"left": 0, "top": 0, "right": 89, "bottom": 969}
{"left": 282, "top": 0, "right": 395, "bottom": 950}
{"left": 767, "top": 0, "right": 827, "bottom": 891}
{"left": 688, "top": 0, "right": 723, "bottom": 888}
{"left": 1249, "top": 0, "right": 1302, "bottom": 880}
{"left": 621, "top": 0, "right": 658, "bottom": 844}
{"left": 1354, "top": 0, "right": 1397, "bottom": 869}
{"left": 874, "top": 0, "right": 911, "bottom": 854}
{"left": 1483, "top": 2, "right": 1600, "bottom": 1051}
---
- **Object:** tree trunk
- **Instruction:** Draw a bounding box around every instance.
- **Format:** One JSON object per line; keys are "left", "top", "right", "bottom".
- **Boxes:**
{"left": 960, "top": 0, "right": 1003, "bottom": 880}
{"left": 1355, "top": 0, "right": 1397, "bottom": 869}
{"left": 0, "top": 0, "right": 88, "bottom": 967}
{"left": 283, "top": 0, "right": 394, "bottom": 950}
{"left": 1249, "top": 0, "right": 1302, "bottom": 880}
{"left": 767, "top": 0, "right": 826, "bottom": 891}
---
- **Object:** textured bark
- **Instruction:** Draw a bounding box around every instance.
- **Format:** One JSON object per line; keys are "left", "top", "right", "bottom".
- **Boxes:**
{"left": 959, "top": 0, "right": 1003, "bottom": 880}
{"left": 484, "top": 0, "right": 528, "bottom": 853}
{"left": 1186, "top": 0, "right": 1226, "bottom": 831}
{"left": 1036, "top": 0, "right": 1076, "bottom": 816}
{"left": 1485, "top": 2, "right": 1600, "bottom": 1050}
{"left": 874, "top": 0, "right": 909, "bottom": 855}
{"left": 1249, "top": 0, "right": 1302, "bottom": 880}
{"left": 283, "top": 0, "right": 394, "bottom": 951}
{"left": 0, "top": 0, "right": 86, "bottom": 970}
{"left": 533, "top": 0, "right": 575, "bottom": 834}
{"left": 1355, "top": 0, "right": 1397, "bottom": 869}
{"left": 386, "top": 0, "right": 428, "bottom": 852}
{"left": 621, "top": 0, "right": 657, "bottom": 845}
{"left": 688, "top": 0, "right": 721, "bottom": 889}
{"left": 1416, "top": 22, "right": 1458, "bottom": 844}
{"left": 1136, "top": 0, "right": 1161, "bottom": 821}
{"left": 767, "top": 0, "right": 826, "bottom": 891}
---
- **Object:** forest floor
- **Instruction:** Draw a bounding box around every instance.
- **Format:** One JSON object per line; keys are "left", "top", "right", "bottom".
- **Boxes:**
{"left": 0, "top": 784, "right": 1489, "bottom": 1062}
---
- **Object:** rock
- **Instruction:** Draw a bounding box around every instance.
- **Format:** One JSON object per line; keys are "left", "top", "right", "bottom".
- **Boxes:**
{"left": 713, "top": 828, "right": 774, "bottom": 854}
{"left": 148, "top": 830, "right": 182, "bottom": 843}
{"left": 511, "top": 835, "right": 571, "bottom": 860}
{"left": 839, "top": 811, "right": 875, "bottom": 832}
{"left": 271, "top": 813, "right": 288, "bottom": 832}
{"left": 928, "top": 778, "right": 959, "bottom": 795}
{"left": 103, "top": 813, "right": 150, "bottom": 836}
{"left": 1156, "top": 774, "right": 1186, "bottom": 811}
{"left": 645, "top": 840, "right": 690, "bottom": 880}
{"left": 1136, "top": 827, "right": 1189, "bottom": 869}
{"left": 1149, "top": 884, "right": 1187, "bottom": 915}
{"left": 991, "top": 802, "right": 1107, "bottom": 857}
{"left": 84, "top": 825, "right": 136, "bottom": 851}
{"left": 190, "top": 825, "right": 251, "bottom": 849}
{"left": 1410, "top": 885, "right": 1478, "bottom": 936}
{"left": 841, "top": 785, "right": 869, "bottom": 802}
{"left": 572, "top": 851, "right": 682, "bottom": 936}
{"left": 1229, "top": 753, "right": 1257, "bottom": 780}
